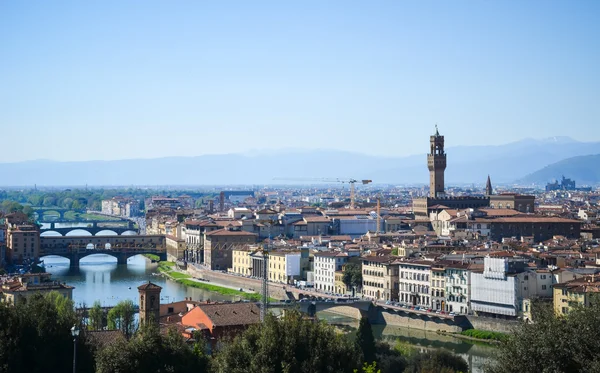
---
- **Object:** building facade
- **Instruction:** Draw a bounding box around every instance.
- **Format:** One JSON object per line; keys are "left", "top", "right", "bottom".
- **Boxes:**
{"left": 314, "top": 252, "right": 348, "bottom": 293}
{"left": 553, "top": 275, "right": 600, "bottom": 316}
{"left": 397, "top": 260, "right": 431, "bottom": 308}
{"left": 445, "top": 262, "right": 470, "bottom": 314}
{"left": 6, "top": 222, "right": 40, "bottom": 265}
{"left": 1, "top": 273, "right": 73, "bottom": 305}
{"left": 430, "top": 263, "right": 446, "bottom": 311}
{"left": 203, "top": 229, "right": 257, "bottom": 270}
{"left": 361, "top": 255, "right": 398, "bottom": 301}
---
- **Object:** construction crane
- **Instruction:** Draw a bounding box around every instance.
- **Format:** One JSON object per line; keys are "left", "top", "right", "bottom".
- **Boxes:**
{"left": 273, "top": 177, "right": 372, "bottom": 209}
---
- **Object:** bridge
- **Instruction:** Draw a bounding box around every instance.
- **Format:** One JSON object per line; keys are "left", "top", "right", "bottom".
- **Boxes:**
{"left": 32, "top": 207, "right": 86, "bottom": 221}
{"left": 269, "top": 300, "right": 373, "bottom": 318}
{"left": 40, "top": 221, "right": 139, "bottom": 236}
{"left": 40, "top": 235, "right": 166, "bottom": 268}
{"left": 270, "top": 298, "right": 467, "bottom": 332}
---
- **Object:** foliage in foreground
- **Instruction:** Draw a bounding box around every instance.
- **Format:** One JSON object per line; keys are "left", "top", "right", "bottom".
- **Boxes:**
{"left": 403, "top": 350, "right": 468, "bottom": 373}
{"left": 107, "top": 300, "right": 136, "bottom": 338}
{"left": 95, "top": 324, "right": 208, "bottom": 373}
{"left": 0, "top": 294, "right": 471, "bottom": 373}
{"left": 211, "top": 310, "right": 359, "bottom": 373}
{"left": 486, "top": 300, "right": 600, "bottom": 373}
{"left": 0, "top": 292, "right": 95, "bottom": 373}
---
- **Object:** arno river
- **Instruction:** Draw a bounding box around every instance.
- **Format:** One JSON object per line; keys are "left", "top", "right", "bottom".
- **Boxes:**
{"left": 43, "top": 254, "right": 494, "bottom": 373}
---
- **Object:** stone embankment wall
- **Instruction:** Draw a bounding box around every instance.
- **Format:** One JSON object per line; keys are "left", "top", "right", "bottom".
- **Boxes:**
{"left": 186, "top": 265, "right": 288, "bottom": 300}
{"left": 465, "top": 315, "right": 520, "bottom": 333}
{"left": 371, "top": 309, "right": 464, "bottom": 333}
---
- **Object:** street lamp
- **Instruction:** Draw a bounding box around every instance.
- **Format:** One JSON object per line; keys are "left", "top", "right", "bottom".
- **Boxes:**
{"left": 71, "top": 324, "right": 80, "bottom": 373}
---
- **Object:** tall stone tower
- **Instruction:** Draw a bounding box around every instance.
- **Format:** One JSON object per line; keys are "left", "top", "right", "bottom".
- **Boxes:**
{"left": 427, "top": 125, "right": 446, "bottom": 197}
{"left": 485, "top": 175, "right": 493, "bottom": 196}
{"left": 138, "top": 282, "right": 162, "bottom": 326}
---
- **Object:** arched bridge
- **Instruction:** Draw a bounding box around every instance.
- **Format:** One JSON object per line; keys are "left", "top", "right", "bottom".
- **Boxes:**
{"left": 40, "top": 221, "right": 139, "bottom": 236}
{"left": 269, "top": 300, "right": 373, "bottom": 319}
{"left": 40, "top": 235, "right": 166, "bottom": 268}
{"left": 32, "top": 207, "right": 86, "bottom": 221}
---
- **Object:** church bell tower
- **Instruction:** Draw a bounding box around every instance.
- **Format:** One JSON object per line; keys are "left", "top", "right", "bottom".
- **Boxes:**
{"left": 138, "top": 282, "right": 162, "bottom": 326}
{"left": 427, "top": 125, "right": 446, "bottom": 197}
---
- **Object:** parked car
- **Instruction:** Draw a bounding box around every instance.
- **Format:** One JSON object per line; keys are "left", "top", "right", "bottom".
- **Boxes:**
{"left": 449, "top": 312, "right": 456, "bottom": 316}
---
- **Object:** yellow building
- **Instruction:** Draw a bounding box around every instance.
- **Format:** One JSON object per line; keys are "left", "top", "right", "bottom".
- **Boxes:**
{"left": 268, "top": 252, "right": 287, "bottom": 283}
{"left": 268, "top": 251, "right": 302, "bottom": 284}
{"left": 430, "top": 263, "right": 446, "bottom": 311}
{"left": 334, "top": 271, "right": 347, "bottom": 295}
{"left": 553, "top": 275, "right": 600, "bottom": 316}
{"left": 361, "top": 255, "right": 398, "bottom": 301}
{"left": 231, "top": 248, "right": 253, "bottom": 276}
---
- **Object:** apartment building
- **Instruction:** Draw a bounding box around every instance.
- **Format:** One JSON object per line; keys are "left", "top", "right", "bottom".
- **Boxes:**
{"left": 445, "top": 262, "right": 470, "bottom": 314}
{"left": 268, "top": 251, "right": 301, "bottom": 284}
{"left": 361, "top": 255, "right": 398, "bottom": 301}
{"left": 6, "top": 222, "right": 40, "bottom": 265}
{"left": 314, "top": 252, "right": 348, "bottom": 293}
{"left": 430, "top": 263, "right": 446, "bottom": 311}
{"left": 553, "top": 275, "right": 600, "bottom": 316}
{"left": 231, "top": 248, "right": 253, "bottom": 276}
{"left": 1, "top": 273, "right": 73, "bottom": 305}
{"left": 203, "top": 228, "right": 257, "bottom": 270}
{"left": 397, "top": 260, "right": 432, "bottom": 308}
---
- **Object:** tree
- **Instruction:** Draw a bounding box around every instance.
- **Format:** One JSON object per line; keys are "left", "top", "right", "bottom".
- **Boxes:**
{"left": 62, "top": 197, "right": 74, "bottom": 209}
{"left": 375, "top": 341, "right": 407, "bottom": 373}
{"left": 43, "top": 196, "right": 56, "bottom": 207}
{"left": 355, "top": 362, "right": 381, "bottom": 373}
{"left": 107, "top": 300, "right": 136, "bottom": 339}
{"left": 355, "top": 317, "right": 377, "bottom": 365}
{"left": 486, "top": 300, "right": 600, "bottom": 373}
{"left": 211, "top": 309, "right": 359, "bottom": 373}
{"left": 0, "top": 293, "right": 95, "bottom": 373}
{"left": 96, "top": 323, "right": 208, "bottom": 373}
{"left": 89, "top": 301, "right": 104, "bottom": 331}
{"left": 343, "top": 263, "right": 363, "bottom": 294}
{"left": 404, "top": 350, "right": 468, "bottom": 373}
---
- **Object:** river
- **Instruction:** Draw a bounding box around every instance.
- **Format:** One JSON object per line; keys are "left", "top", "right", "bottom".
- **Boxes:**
{"left": 43, "top": 254, "right": 494, "bottom": 372}
{"left": 317, "top": 311, "right": 495, "bottom": 373}
{"left": 42, "top": 254, "right": 238, "bottom": 307}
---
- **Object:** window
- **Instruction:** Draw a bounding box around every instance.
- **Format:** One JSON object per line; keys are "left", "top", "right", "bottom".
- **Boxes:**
{"left": 542, "top": 285, "right": 547, "bottom": 290}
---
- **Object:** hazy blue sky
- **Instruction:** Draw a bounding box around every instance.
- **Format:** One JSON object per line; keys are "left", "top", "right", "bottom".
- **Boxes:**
{"left": 1, "top": 1, "right": 598, "bottom": 162}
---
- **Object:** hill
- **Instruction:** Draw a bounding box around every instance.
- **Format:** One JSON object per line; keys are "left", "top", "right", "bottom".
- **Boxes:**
{"left": 0, "top": 137, "right": 599, "bottom": 186}
{"left": 518, "top": 154, "right": 600, "bottom": 185}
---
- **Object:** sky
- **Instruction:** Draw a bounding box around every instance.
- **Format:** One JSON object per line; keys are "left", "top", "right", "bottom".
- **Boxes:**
{"left": 0, "top": 0, "right": 599, "bottom": 163}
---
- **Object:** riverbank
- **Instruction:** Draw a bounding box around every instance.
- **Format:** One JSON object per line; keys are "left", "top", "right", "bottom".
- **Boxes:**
{"left": 155, "top": 260, "right": 263, "bottom": 302}
{"left": 436, "top": 329, "right": 505, "bottom": 345}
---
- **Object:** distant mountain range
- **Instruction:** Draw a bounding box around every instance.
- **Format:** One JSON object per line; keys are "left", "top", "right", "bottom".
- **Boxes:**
{"left": 519, "top": 154, "right": 600, "bottom": 185}
{"left": 0, "top": 137, "right": 598, "bottom": 186}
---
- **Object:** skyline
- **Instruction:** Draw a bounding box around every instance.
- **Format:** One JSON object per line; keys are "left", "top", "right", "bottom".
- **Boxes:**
{"left": 1, "top": 1, "right": 599, "bottom": 162}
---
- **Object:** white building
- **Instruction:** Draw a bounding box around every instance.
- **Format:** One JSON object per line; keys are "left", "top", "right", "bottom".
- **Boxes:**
{"left": 314, "top": 251, "right": 348, "bottom": 293}
{"left": 336, "top": 216, "right": 377, "bottom": 238}
{"left": 470, "top": 257, "right": 524, "bottom": 317}
{"left": 228, "top": 207, "right": 252, "bottom": 219}
{"left": 444, "top": 262, "right": 471, "bottom": 314}
{"left": 397, "top": 260, "right": 432, "bottom": 308}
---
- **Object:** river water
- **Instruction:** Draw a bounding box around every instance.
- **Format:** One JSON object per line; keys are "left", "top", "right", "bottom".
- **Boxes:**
{"left": 317, "top": 312, "right": 495, "bottom": 373}
{"left": 42, "top": 254, "right": 237, "bottom": 307}
{"left": 43, "top": 254, "right": 494, "bottom": 372}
